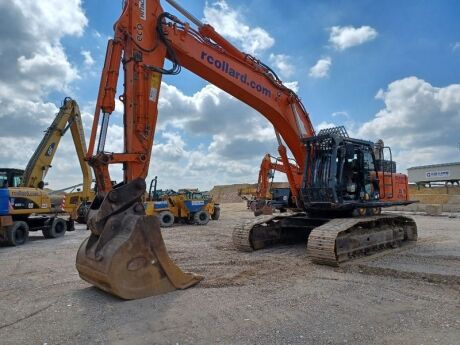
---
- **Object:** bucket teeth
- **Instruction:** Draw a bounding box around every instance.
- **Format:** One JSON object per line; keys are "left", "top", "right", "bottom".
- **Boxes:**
{"left": 76, "top": 180, "right": 202, "bottom": 300}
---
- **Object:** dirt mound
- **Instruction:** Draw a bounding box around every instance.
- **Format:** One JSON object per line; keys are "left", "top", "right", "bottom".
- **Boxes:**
{"left": 392, "top": 185, "right": 460, "bottom": 213}
{"left": 408, "top": 185, "right": 460, "bottom": 205}
{"left": 210, "top": 184, "right": 253, "bottom": 203}
{"left": 409, "top": 185, "right": 460, "bottom": 196}
{"left": 210, "top": 182, "right": 289, "bottom": 203}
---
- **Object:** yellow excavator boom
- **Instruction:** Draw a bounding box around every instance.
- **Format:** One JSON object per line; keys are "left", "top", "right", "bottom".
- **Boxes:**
{"left": 22, "top": 97, "right": 92, "bottom": 197}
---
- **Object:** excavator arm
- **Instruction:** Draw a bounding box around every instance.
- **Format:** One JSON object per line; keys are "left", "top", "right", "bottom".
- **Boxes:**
{"left": 77, "top": 0, "right": 315, "bottom": 299}
{"left": 22, "top": 98, "right": 92, "bottom": 200}
{"left": 256, "top": 154, "right": 302, "bottom": 200}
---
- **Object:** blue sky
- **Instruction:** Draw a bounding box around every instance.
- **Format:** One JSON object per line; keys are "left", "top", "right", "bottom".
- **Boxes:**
{"left": 0, "top": 0, "right": 459, "bottom": 190}
{"left": 66, "top": 0, "right": 460, "bottom": 125}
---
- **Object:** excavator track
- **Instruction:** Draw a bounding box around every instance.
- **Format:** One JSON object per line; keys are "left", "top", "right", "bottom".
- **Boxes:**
{"left": 233, "top": 214, "right": 418, "bottom": 266}
{"left": 232, "top": 215, "right": 279, "bottom": 251}
{"left": 306, "top": 218, "right": 358, "bottom": 265}
{"left": 232, "top": 213, "right": 324, "bottom": 252}
{"left": 307, "top": 215, "right": 418, "bottom": 266}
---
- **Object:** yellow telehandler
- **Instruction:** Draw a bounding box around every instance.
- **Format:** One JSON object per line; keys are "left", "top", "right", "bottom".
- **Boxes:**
{"left": 144, "top": 177, "right": 220, "bottom": 227}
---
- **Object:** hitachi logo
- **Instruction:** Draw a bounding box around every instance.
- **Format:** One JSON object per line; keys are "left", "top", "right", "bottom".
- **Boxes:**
{"left": 139, "top": 0, "right": 146, "bottom": 20}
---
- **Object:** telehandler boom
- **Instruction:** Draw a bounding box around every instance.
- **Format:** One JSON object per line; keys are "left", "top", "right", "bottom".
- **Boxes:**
{"left": 76, "top": 0, "right": 417, "bottom": 300}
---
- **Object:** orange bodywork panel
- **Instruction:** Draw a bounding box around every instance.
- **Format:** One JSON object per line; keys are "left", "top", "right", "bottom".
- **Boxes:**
{"left": 377, "top": 172, "right": 409, "bottom": 202}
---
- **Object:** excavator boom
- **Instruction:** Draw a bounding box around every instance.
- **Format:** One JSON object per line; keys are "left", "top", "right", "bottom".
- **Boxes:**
{"left": 20, "top": 98, "right": 93, "bottom": 222}
{"left": 22, "top": 98, "right": 92, "bottom": 196}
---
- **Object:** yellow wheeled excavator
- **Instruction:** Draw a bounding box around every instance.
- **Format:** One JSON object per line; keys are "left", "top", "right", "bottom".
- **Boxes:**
{"left": 0, "top": 98, "right": 93, "bottom": 245}
{"left": 76, "top": 0, "right": 417, "bottom": 300}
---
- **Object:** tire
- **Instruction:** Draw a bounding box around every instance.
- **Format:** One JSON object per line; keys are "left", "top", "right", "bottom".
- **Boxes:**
{"left": 194, "top": 210, "right": 210, "bottom": 225}
{"left": 368, "top": 207, "right": 382, "bottom": 216}
{"left": 43, "top": 218, "right": 67, "bottom": 239}
{"left": 159, "top": 211, "right": 175, "bottom": 228}
{"left": 6, "top": 221, "right": 29, "bottom": 246}
{"left": 76, "top": 202, "right": 90, "bottom": 224}
{"left": 211, "top": 207, "right": 220, "bottom": 220}
{"left": 352, "top": 208, "right": 367, "bottom": 217}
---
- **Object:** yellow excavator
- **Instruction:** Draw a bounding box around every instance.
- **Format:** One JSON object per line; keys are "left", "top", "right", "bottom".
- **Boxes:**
{"left": 51, "top": 182, "right": 95, "bottom": 224}
{"left": 0, "top": 98, "right": 93, "bottom": 245}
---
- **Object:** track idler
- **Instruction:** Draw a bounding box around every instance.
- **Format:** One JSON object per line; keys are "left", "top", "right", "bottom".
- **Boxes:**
{"left": 76, "top": 179, "right": 202, "bottom": 300}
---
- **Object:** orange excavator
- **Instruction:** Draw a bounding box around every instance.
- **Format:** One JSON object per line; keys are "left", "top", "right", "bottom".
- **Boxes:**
{"left": 248, "top": 154, "right": 301, "bottom": 215}
{"left": 257, "top": 154, "right": 301, "bottom": 200}
{"left": 76, "top": 0, "right": 417, "bottom": 299}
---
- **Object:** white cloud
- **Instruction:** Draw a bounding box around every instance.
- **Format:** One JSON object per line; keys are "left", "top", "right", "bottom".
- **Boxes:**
{"left": 157, "top": 83, "right": 277, "bottom": 142}
{"left": 269, "top": 54, "right": 294, "bottom": 79}
{"left": 356, "top": 77, "right": 460, "bottom": 172}
{"left": 316, "top": 121, "right": 337, "bottom": 131}
{"left": 203, "top": 0, "right": 275, "bottom": 55}
{"left": 81, "top": 50, "right": 95, "bottom": 66}
{"left": 0, "top": 0, "right": 88, "bottom": 189}
{"left": 452, "top": 42, "right": 460, "bottom": 51}
{"left": 332, "top": 111, "right": 350, "bottom": 119}
{"left": 153, "top": 132, "right": 187, "bottom": 162}
{"left": 0, "top": 99, "right": 58, "bottom": 137}
{"left": 309, "top": 57, "right": 332, "bottom": 78}
{"left": 0, "top": 0, "right": 87, "bottom": 100}
{"left": 11, "top": 0, "right": 87, "bottom": 39}
{"left": 329, "top": 25, "right": 378, "bottom": 51}
{"left": 147, "top": 81, "right": 285, "bottom": 189}
{"left": 283, "top": 81, "right": 299, "bottom": 93}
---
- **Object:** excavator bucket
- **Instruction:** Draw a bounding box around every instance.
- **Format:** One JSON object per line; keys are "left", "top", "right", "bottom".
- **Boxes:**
{"left": 253, "top": 203, "right": 274, "bottom": 217}
{"left": 76, "top": 179, "right": 202, "bottom": 300}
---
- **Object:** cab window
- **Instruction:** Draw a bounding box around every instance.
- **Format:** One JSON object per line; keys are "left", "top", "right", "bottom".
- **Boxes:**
{"left": 13, "top": 175, "right": 22, "bottom": 187}
{"left": 0, "top": 174, "right": 7, "bottom": 188}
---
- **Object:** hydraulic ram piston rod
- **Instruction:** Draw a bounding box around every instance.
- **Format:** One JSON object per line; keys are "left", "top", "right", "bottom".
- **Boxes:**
{"left": 165, "top": 0, "right": 203, "bottom": 28}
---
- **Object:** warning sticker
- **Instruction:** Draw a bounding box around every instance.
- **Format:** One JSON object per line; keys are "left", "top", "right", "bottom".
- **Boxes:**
{"left": 149, "top": 88, "right": 158, "bottom": 101}
{"left": 149, "top": 72, "right": 161, "bottom": 102}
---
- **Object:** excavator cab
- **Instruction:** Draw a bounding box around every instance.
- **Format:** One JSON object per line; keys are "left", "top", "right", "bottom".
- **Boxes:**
{"left": 301, "top": 126, "right": 411, "bottom": 215}
{"left": 301, "top": 127, "right": 406, "bottom": 214}
{"left": 0, "top": 169, "right": 24, "bottom": 188}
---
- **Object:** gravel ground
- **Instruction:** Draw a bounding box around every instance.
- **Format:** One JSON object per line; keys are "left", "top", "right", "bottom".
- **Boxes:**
{"left": 0, "top": 203, "right": 459, "bottom": 345}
